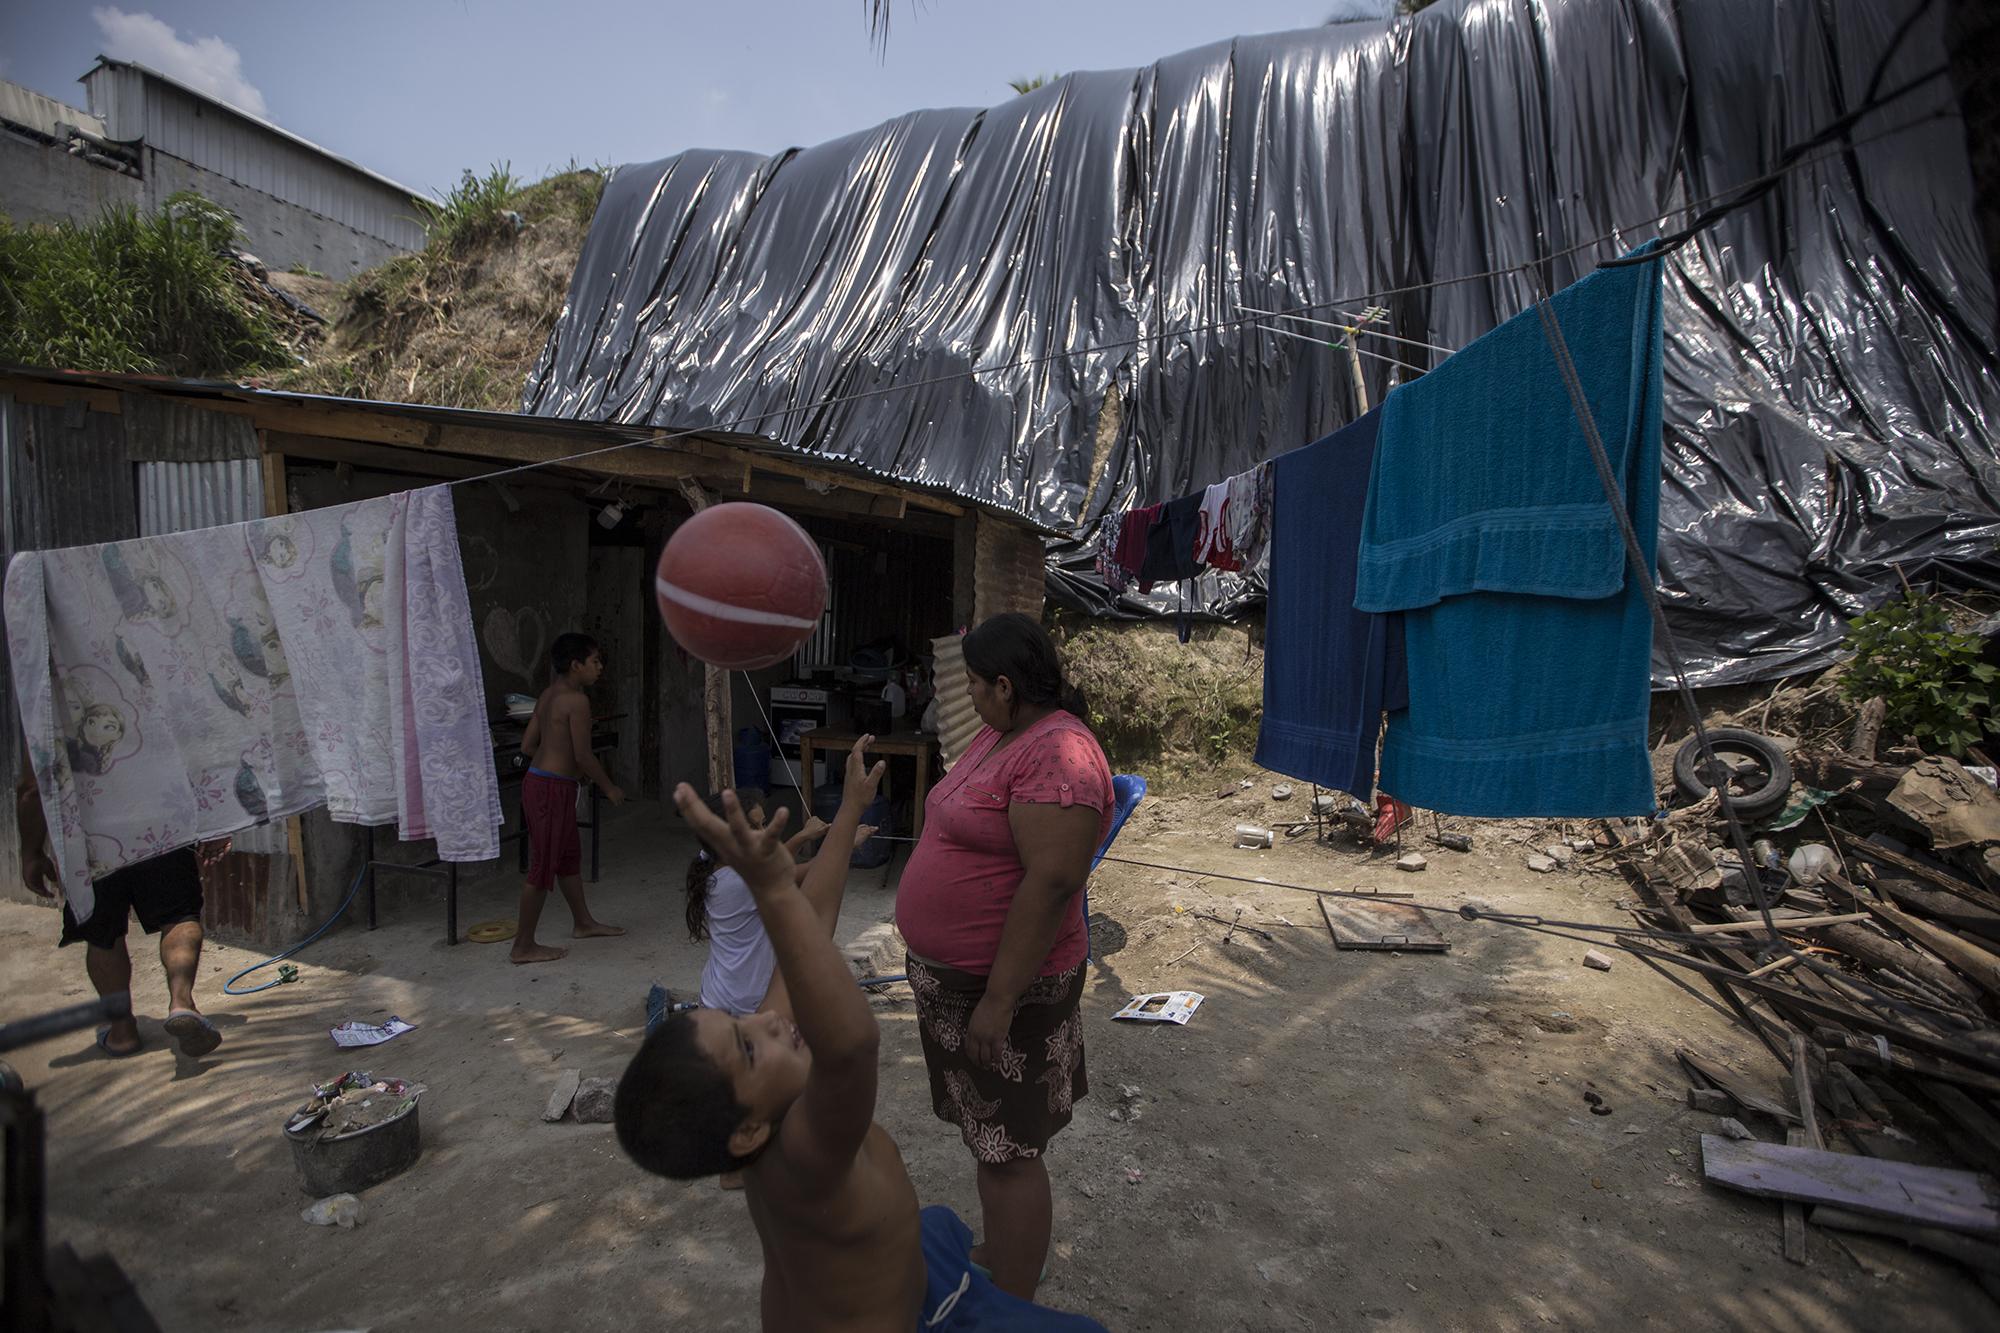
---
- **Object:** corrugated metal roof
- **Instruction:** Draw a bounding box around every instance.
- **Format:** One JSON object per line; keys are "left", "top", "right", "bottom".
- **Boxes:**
{"left": 0, "top": 77, "right": 105, "bottom": 141}
{"left": 85, "top": 58, "right": 421, "bottom": 203}
{"left": 0, "top": 364, "right": 1060, "bottom": 533}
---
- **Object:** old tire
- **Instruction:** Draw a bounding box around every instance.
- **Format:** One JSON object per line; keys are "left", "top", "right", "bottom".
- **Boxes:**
{"left": 1673, "top": 727, "right": 1792, "bottom": 821}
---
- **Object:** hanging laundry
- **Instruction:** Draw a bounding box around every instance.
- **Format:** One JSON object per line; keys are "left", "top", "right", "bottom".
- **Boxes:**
{"left": 1104, "top": 503, "right": 1160, "bottom": 590}
{"left": 1354, "top": 249, "right": 1665, "bottom": 817}
{"left": 1092, "top": 514, "right": 1134, "bottom": 596}
{"left": 1194, "top": 481, "right": 1238, "bottom": 572}
{"left": 1136, "top": 493, "right": 1203, "bottom": 593}
{"left": 1254, "top": 410, "right": 1407, "bottom": 799}
{"left": 5, "top": 486, "right": 501, "bottom": 922}
{"left": 1224, "top": 463, "right": 1274, "bottom": 573}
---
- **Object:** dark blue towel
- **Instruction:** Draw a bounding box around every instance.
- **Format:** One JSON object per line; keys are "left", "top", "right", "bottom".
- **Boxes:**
{"left": 1363, "top": 251, "right": 1665, "bottom": 817}
{"left": 1253, "top": 410, "right": 1407, "bottom": 799}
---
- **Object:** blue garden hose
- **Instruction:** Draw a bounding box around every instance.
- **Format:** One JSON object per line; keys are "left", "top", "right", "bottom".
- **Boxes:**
{"left": 223, "top": 864, "right": 368, "bottom": 995}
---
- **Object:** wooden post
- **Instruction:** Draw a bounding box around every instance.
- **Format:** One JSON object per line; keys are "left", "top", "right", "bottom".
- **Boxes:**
{"left": 677, "top": 479, "right": 735, "bottom": 794}
{"left": 1346, "top": 336, "right": 1369, "bottom": 416}
{"left": 1849, "top": 696, "right": 1886, "bottom": 760}
{"left": 260, "top": 436, "right": 311, "bottom": 914}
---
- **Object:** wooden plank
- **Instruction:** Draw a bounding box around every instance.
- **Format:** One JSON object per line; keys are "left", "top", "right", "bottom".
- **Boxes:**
{"left": 1784, "top": 1127, "right": 1810, "bottom": 1264}
{"left": 1837, "top": 832, "right": 2000, "bottom": 914}
{"left": 544, "top": 1068, "right": 582, "bottom": 1122}
{"left": 1851, "top": 888, "right": 2000, "bottom": 999}
{"left": 1791, "top": 1033, "right": 1826, "bottom": 1151}
{"left": 1699, "top": 1134, "right": 2000, "bottom": 1234}
{"left": 1679, "top": 1049, "right": 1802, "bottom": 1125}
{"left": 1810, "top": 1205, "right": 2000, "bottom": 1276}
{"left": 1686, "top": 913, "right": 1870, "bottom": 935}
{"left": 1317, "top": 896, "right": 1447, "bottom": 952}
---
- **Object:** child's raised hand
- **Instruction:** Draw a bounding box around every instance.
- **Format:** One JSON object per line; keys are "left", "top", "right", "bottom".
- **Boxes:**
{"left": 674, "top": 784, "right": 793, "bottom": 892}
{"left": 842, "top": 734, "right": 886, "bottom": 808}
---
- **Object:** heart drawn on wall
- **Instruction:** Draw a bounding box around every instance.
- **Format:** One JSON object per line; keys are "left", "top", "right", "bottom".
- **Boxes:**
{"left": 483, "top": 605, "right": 549, "bottom": 683}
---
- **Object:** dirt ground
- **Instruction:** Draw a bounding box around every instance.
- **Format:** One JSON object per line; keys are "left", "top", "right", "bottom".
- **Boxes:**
{"left": 1, "top": 776, "right": 1994, "bottom": 1333}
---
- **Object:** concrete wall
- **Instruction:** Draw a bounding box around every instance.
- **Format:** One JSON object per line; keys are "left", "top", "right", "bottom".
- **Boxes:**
{"left": 146, "top": 150, "right": 410, "bottom": 278}
{"left": 0, "top": 133, "right": 410, "bottom": 278}
{"left": 0, "top": 130, "right": 142, "bottom": 226}
{"left": 583, "top": 545, "right": 646, "bottom": 793}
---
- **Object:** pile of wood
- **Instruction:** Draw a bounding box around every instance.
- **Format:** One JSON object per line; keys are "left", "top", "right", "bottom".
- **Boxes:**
{"left": 1607, "top": 720, "right": 2000, "bottom": 1289}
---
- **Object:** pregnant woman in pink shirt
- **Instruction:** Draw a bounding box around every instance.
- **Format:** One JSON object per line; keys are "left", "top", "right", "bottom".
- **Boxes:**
{"left": 896, "top": 613, "right": 1112, "bottom": 1301}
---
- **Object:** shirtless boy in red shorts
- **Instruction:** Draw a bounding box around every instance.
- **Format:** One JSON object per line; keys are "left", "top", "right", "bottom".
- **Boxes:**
{"left": 513, "top": 633, "right": 625, "bottom": 964}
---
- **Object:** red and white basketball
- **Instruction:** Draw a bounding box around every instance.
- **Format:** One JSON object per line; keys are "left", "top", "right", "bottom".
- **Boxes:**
{"left": 655, "top": 503, "right": 827, "bottom": 670}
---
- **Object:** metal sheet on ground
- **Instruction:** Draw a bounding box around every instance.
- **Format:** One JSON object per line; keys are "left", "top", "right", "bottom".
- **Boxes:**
{"left": 1317, "top": 896, "right": 1447, "bottom": 952}
{"left": 1700, "top": 1134, "right": 2000, "bottom": 1235}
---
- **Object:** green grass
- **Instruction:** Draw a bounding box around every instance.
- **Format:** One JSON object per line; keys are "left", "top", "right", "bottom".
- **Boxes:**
{"left": 412, "top": 164, "right": 524, "bottom": 254}
{"left": 0, "top": 192, "right": 290, "bottom": 377}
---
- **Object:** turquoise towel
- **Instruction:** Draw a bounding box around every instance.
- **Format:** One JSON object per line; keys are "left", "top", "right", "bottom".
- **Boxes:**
{"left": 1362, "top": 250, "right": 1665, "bottom": 818}
{"left": 1354, "top": 251, "right": 1664, "bottom": 613}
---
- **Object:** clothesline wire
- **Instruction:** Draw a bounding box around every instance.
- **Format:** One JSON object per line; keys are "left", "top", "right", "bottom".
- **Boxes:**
{"left": 1240, "top": 305, "right": 1458, "bottom": 358}
{"left": 1252, "top": 322, "right": 1432, "bottom": 378}
{"left": 432, "top": 96, "right": 1951, "bottom": 498}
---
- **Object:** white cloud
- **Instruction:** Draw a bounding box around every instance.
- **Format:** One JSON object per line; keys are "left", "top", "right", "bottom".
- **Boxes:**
{"left": 91, "top": 7, "right": 268, "bottom": 118}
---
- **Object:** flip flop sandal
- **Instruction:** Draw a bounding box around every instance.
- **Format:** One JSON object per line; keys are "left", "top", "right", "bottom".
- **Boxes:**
{"left": 467, "top": 920, "right": 517, "bottom": 943}
{"left": 95, "top": 1026, "right": 142, "bottom": 1058}
{"left": 163, "top": 1010, "right": 221, "bottom": 1058}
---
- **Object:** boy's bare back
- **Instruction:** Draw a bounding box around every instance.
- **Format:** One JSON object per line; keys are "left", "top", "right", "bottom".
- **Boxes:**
{"left": 744, "top": 1123, "right": 924, "bottom": 1330}
{"left": 525, "top": 682, "right": 586, "bottom": 777}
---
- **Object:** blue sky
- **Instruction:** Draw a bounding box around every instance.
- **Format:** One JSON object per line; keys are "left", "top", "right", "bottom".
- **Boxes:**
{"left": 0, "top": 2, "right": 1391, "bottom": 197}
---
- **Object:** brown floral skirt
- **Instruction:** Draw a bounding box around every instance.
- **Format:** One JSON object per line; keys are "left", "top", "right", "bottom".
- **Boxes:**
{"left": 906, "top": 953, "right": 1088, "bottom": 1164}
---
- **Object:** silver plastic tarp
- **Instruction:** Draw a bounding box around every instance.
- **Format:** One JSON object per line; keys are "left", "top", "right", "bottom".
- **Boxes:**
{"left": 523, "top": 0, "right": 1999, "bottom": 686}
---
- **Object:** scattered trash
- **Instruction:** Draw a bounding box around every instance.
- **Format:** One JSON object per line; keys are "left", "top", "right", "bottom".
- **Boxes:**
{"left": 1311, "top": 793, "right": 1340, "bottom": 817}
{"left": 1526, "top": 854, "right": 1558, "bottom": 873}
{"left": 1108, "top": 1084, "right": 1146, "bottom": 1123}
{"left": 1582, "top": 949, "right": 1614, "bottom": 972}
{"left": 572, "top": 1076, "right": 619, "bottom": 1124}
{"left": 1126, "top": 1168, "right": 1146, "bottom": 1184}
{"left": 466, "top": 920, "right": 517, "bottom": 944}
{"left": 1767, "top": 785, "right": 1840, "bottom": 832}
{"left": 286, "top": 1072, "right": 426, "bottom": 1143}
{"left": 544, "top": 1069, "right": 582, "bottom": 1122}
{"left": 1546, "top": 844, "right": 1575, "bottom": 867}
{"left": 1968, "top": 766, "right": 1998, "bottom": 790}
{"left": 1785, "top": 843, "right": 1837, "bottom": 887}
{"left": 1396, "top": 852, "right": 1428, "bottom": 873}
{"left": 1113, "top": 992, "right": 1205, "bottom": 1025}
{"left": 1672, "top": 727, "right": 1794, "bottom": 822}
{"left": 1718, "top": 1117, "right": 1754, "bottom": 1141}
{"left": 1234, "top": 824, "right": 1274, "bottom": 849}
{"left": 329, "top": 1017, "right": 416, "bottom": 1048}
{"left": 1430, "top": 832, "right": 1473, "bottom": 852}
{"left": 1570, "top": 839, "right": 1596, "bottom": 854}
{"left": 1271, "top": 784, "right": 1294, "bottom": 801}
{"left": 300, "top": 1193, "right": 364, "bottom": 1229}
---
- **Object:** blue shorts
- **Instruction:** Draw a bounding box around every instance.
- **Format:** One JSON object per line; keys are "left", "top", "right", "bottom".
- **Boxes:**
{"left": 920, "top": 1206, "right": 1107, "bottom": 1331}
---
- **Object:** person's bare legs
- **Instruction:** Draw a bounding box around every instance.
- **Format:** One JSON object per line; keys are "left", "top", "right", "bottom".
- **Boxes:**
{"left": 511, "top": 882, "right": 567, "bottom": 963}
{"left": 158, "top": 920, "right": 202, "bottom": 1013}
{"left": 558, "top": 873, "right": 622, "bottom": 939}
{"left": 972, "top": 1155, "right": 1052, "bottom": 1300}
{"left": 83, "top": 937, "right": 140, "bottom": 1053}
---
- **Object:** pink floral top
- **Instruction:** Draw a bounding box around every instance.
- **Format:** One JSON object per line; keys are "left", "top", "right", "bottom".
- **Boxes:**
{"left": 896, "top": 711, "right": 1112, "bottom": 977}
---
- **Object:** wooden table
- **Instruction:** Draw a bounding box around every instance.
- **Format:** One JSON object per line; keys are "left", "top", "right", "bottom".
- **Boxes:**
{"left": 799, "top": 728, "right": 940, "bottom": 841}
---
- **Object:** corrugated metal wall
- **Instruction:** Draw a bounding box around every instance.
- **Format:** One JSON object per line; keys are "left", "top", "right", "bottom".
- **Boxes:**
{"left": 137, "top": 459, "right": 264, "bottom": 534}
{"left": 931, "top": 633, "right": 978, "bottom": 770}
{"left": 0, "top": 396, "right": 143, "bottom": 899}
{"left": 83, "top": 64, "right": 424, "bottom": 251}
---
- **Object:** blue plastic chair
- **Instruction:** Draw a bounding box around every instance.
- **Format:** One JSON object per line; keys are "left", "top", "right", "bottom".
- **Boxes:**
{"left": 1085, "top": 774, "right": 1147, "bottom": 961}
